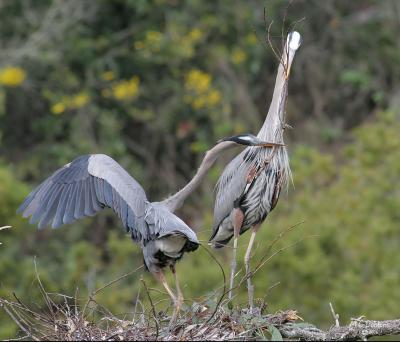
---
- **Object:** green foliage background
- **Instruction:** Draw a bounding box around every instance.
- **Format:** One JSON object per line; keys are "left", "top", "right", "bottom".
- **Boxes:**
{"left": 1, "top": 0, "right": 400, "bottom": 337}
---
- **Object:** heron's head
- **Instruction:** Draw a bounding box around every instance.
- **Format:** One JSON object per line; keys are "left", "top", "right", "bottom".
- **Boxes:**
{"left": 284, "top": 31, "right": 302, "bottom": 78}
{"left": 218, "top": 134, "right": 285, "bottom": 147}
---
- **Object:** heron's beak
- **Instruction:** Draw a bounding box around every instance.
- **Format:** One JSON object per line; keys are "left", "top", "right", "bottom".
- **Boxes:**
{"left": 254, "top": 141, "right": 286, "bottom": 148}
{"left": 216, "top": 135, "right": 285, "bottom": 148}
{"left": 250, "top": 136, "right": 285, "bottom": 147}
{"left": 284, "top": 31, "right": 302, "bottom": 79}
{"left": 285, "top": 67, "right": 291, "bottom": 80}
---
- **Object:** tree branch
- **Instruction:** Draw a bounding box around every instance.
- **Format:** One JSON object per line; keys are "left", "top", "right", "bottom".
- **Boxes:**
{"left": 280, "top": 318, "right": 400, "bottom": 341}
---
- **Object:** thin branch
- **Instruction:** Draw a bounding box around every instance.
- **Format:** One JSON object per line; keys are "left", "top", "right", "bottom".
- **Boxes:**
{"left": 330, "top": 302, "right": 340, "bottom": 327}
{"left": 92, "top": 265, "right": 144, "bottom": 297}
{"left": 83, "top": 265, "right": 144, "bottom": 316}
{"left": 0, "top": 302, "right": 39, "bottom": 341}
{"left": 201, "top": 244, "right": 227, "bottom": 325}
{"left": 281, "top": 0, "right": 294, "bottom": 49}
{"left": 266, "top": 20, "right": 283, "bottom": 66}
{"left": 140, "top": 277, "right": 159, "bottom": 338}
{"left": 258, "top": 221, "right": 304, "bottom": 265}
{"left": 33, "top": 257, "right": 55, "bottom": 318}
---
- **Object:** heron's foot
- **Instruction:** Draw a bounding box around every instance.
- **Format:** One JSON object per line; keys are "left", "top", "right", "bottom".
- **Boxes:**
{"left": 169, "top": 295, "right": 184, "bottom": 326}
{"left": 250, "top": 307, "right": 262, "bottom": 315}
{"left": 247, "top": 283, "right": 254, "bottom": 312}
{"left": 241, "top": 305, "right": 261, "bottom": 316}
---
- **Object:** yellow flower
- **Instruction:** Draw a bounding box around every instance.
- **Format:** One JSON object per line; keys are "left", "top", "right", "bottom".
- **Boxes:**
{"left": 112, "top": 76, "right": 140, "bottom": 100}
{"left": 245, "top": 33, "right": 258, "bottom": 45}
{"left": 188, "top": 28, "right": 203, "bottom": 43}
{"left": 192, "top": 97, "right": 205, "bottom": 109}
{"left": 146, "top": 31, "right": 162, "bottom": 43}
{"left": 184, "top": 69, "right": 223, "bottom": 110}
{"left": 143, "top": 31, "right": 163, "bottom": 52}
{"left": 51, "top": 102, "right": 66, "bottom": 115}
{"left": 0, "top": 66, "right": 26, "bottom": 87}
{"left": 231, "top": 48, "right": 247, "bottom": 65}
{"left": 185, "top": 69, "right": 211, "bottom": 94}
{"left": 207, "top": 89, "right": 222, "bottom": 105}
{"left": 101, "top": 71, "right": 115, "bottom": 81}
{"left": 50, "top": 91, "right": 89, "bottom": 115}
{"left": 71, "top": 93, "right": 89, "bottom": 108}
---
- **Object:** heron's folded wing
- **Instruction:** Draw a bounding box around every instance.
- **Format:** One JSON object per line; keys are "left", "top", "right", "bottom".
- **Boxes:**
{"left": 145, "top": 202, "right": 199, "bottom": 245}
{"left": 17, "top": 154, "right": 148, "bottom": 241}
{"left": 210, "top": 150, "right": 249, "bottom": 240}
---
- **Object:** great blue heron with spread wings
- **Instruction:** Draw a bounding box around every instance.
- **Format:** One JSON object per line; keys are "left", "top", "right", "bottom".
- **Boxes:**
{"left": 17, "top": 133, "right": 282, "bottom": 320}
{"left": 209, "top": 31, "right": 302, "bottom": 310}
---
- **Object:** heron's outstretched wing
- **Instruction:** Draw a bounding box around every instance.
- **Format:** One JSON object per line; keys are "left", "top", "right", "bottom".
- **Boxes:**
{"left": 17, "top": 154, "right": 148, "bottom": 242}
{"left": 210, "top": 149, "right": 251, "bottom": 239}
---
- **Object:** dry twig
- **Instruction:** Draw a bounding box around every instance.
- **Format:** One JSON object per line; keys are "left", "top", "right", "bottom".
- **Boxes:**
{"left": 2, "top": 289, "right": 400, "bottom": 341}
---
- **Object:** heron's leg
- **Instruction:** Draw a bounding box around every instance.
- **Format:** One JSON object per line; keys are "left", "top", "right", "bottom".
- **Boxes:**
{"left": 228, "top": 208, "right": 244, "bottom": 301}
{"left": 169, "top": 265, "right": 183, "bottom": 323}
{"left": 244, "top": 224, "right": 260, "bottom": 312}
{"left": 153, "top": 271, "right": 177, "bottom": 304}
{"left": 154, "top": 270, "right": 181, "bottom": 325}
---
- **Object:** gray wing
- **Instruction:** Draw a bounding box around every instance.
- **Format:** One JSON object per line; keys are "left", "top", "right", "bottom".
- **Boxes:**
{"left": 145, "top": 202, "right": 198, "bottom": 244}
{"left": 211, "top": 149, "right": 251, "bottom": 237}
{"left": 17, "top": 154, "right": 148, "bottom": 241}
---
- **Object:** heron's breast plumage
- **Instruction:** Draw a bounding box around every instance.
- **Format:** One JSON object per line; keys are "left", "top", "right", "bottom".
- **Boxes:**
{"left": 240, "top": 167, "right": 282, "bottom": 231}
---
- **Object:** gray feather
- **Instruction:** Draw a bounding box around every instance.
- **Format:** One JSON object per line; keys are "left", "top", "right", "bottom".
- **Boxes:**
{"left": 90, "top": 177, "right": 103, "bottom": 212}
{"left": 29, "top": 183, "right": 58, "bottom": 224}
{"left": 38, "top": 184, "right": 63, "bottom": 229}
{"left": 84, "top": 180, "right": 96, "bottom": 216}
{"left": 74, "top": 180, "right": 85, "bottom": 219}
{"left": 52, "top": 184, "right": 72, "bottom": 228}
{"left": 103, "top": 181, "right": 113, "bottom": 207}
{"left": 94, "top": 178, "right": 105, "bottom": 204}
{"left": 23, "top": 181, "right": 52, "bottom": 218}
{"left": 63, "top": 183, "right": 78, "bottom": 224}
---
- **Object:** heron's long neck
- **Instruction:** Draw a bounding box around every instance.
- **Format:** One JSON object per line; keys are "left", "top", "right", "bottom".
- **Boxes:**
{"left": 162, "top": 141, "right": 237, "bottom": 212}
{"left": 257, "top": 62, "right": 288, "bottom": 143}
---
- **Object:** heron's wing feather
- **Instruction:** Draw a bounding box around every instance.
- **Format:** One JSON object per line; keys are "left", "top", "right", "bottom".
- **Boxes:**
{"left": 145, "top": 202, "right": 198, "bottom": 244}
{"left": 17, "top": 154, "right": 148, "bottom": 241}
{"left": 211, "top": 149, "right": 250, "bottom": 238}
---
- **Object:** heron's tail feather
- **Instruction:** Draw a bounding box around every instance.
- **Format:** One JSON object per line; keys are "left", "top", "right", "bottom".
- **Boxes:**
{"left": 184, "top": 239, "right": 199, "bottom": 252}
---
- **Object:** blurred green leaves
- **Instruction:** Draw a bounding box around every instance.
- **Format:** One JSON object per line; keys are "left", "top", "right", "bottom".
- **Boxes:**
{"left": 340, "top": 69, "right": 371, "bottom": 90}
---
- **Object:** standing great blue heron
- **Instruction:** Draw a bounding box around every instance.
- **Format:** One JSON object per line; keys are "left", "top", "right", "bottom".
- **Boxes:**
{"left": 17, "top": 133, "right": 282, "bottom": 319}
{"left": 209, "top": 31, "right": 302, "bottom": 309}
